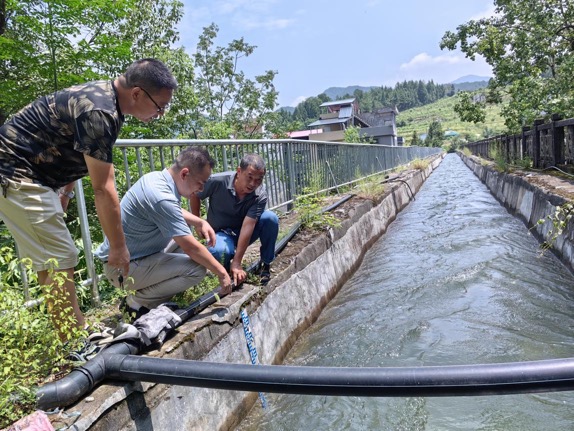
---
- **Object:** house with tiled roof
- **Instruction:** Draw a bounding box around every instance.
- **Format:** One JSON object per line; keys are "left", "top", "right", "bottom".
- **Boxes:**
{"left": 305, "top": 98, "right": 370, "bottom": 142}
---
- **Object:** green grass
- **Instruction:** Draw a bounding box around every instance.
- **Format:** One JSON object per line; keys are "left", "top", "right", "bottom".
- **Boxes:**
{"left": 397, "top": 94, "right": 507, "bottom": 142}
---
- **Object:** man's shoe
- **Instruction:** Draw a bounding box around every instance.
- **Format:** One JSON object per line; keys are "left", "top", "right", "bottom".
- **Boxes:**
{"left": 119, "top": 297, "right": 150, "bottom": 321}
{"left": 260, "top": 262, "right": 271, "bottom": 285}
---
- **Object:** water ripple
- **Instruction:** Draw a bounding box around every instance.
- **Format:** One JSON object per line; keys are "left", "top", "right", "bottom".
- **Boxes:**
{"left": 239, "top": 154, "right": 574, "bottom": 431}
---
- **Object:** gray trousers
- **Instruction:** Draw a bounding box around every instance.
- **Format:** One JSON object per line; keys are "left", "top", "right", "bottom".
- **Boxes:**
{"left": 104, "top": 242, "right": 206, "bottom": 309}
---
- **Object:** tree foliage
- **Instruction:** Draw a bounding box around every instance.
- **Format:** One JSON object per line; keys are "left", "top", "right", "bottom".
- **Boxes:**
{"left": 410, "top": 130, "right": 422, "bottom": 146}
{"left": 426, "top": 120, "right": 444, "bottom": 147}
{"left": 0, "top": 0, "right": 136, "bottom": 124}
{"left": 441, "top": 0, "right": 574, "bottom": 131}
{"left": 453, "top": 91, "right": 487, "bottom": 124}
{"left": 192, "top": 23, "right": 278, "bottom": 138}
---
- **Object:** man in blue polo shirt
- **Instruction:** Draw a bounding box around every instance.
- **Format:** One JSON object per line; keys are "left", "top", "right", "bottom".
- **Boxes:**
{"left": 95, "top": 147, "right": 232, "bottom": 318}
{"left": 190, "top": 153, "right": 279, "bottom": 285}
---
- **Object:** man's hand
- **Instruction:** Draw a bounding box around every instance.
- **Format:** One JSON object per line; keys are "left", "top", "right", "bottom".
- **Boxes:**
{"left": 107, "top": 244, "right": 130, "bottom": 277}
{"left": 230, "top": 261, "right": 247, "bottom": 286}
{"left": 198, "top": 220, "right": 216, "bottom": 247}
{"left": 218, "top": 272, "right": 233, "bottom": 295}
{"left": 59, "top": 194, "right": 71, "bottom": 212}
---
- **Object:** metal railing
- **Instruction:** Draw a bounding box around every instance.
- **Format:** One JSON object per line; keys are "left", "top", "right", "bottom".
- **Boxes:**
{"left": 461, "top": 115, "right": 574, "bottom": 169}
{"left": 68, "top": 139, "right": 441, "bottom": 303}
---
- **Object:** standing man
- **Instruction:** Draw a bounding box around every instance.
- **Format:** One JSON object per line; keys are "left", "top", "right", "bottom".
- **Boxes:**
{"left": 95, "top": 147, "right": 233, "bottom": 318}
{"left": 0, "top": 58, "right": 177, "bottom": 343}
{"left": 190, "top": 153, "right": 279, "bottom": 286}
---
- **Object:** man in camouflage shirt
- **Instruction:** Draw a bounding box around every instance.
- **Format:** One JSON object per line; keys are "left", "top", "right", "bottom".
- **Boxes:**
{"left": 0, "top": 58, "right": 177, "bottom": 343}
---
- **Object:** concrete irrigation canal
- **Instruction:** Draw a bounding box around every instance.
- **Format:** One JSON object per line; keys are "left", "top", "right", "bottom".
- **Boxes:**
{"left": 37, "top": 153, "right": 574, "bottom": 431}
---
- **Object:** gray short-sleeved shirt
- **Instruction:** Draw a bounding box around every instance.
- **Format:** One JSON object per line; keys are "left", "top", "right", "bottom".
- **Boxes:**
{"left": 196, "top": 171, "right": 267, "bottom": 232}
{"left": 95, "top": 169, "right": 191, "bottom": 261}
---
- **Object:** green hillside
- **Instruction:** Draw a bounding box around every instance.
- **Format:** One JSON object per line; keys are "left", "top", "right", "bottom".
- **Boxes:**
{"left": 396, "top": 94, "right": 507, "bottom": 142}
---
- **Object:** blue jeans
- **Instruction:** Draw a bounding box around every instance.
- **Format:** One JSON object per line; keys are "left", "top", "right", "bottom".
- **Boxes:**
{"left": 207, "top": 210, "right": 279, "bottom": 269}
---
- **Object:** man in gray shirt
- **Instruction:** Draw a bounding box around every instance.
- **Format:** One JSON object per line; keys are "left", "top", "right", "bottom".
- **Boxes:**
{"left": 190, "top": 153, "right": 279, "bottom": 285}
{"left": 96, "top": 147, "right": 232, "bottom": 318}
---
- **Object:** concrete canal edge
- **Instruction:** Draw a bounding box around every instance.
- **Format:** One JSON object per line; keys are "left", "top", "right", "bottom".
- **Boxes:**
{"left": 459, "top": 152, "right": 574, "bottom": 273}
{"left": 52, "top": 155, "right": 447, "bottom": 431}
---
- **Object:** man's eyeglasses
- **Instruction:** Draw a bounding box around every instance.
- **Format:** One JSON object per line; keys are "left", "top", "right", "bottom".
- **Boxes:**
{"left": 138, "top": 86, "right": 170, "bottom": 113}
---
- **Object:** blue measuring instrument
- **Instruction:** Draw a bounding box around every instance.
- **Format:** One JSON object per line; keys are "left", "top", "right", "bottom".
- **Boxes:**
{"left": 240, "top": 309, "right": 268, "bottom": 408}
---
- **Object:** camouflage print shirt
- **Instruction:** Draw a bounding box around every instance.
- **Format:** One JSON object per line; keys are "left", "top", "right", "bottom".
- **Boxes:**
{"left": 0, "top": 80, "right": 124, "bottom": 189}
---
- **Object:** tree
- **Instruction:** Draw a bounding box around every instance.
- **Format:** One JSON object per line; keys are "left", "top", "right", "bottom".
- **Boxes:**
{"left": 410, "top": 130, "right": 422, "bottom": 146}
{"left": 293, "top": 95, "right": 325, "bottom": 124}
{"left": 0, "top": 0, "right": 136, "bottom": 124}
{"left": 344, "top": 125, "right": 362, "bottom": 143}
{"left": 0, "top": 0, "right": 187, "bottom": 128}
{"left": 440, "top": 0, "right": 574, "bottom": 131}
{"left": 344, "top": 125, "right": 374, "bottom": 144}
{"left": 192, "top": 23, "right": 278, "bottom": 139}
{"left": 426, "top": 120, "right": 444, "bottom": 147}
{"left": 453, "top": 91, "right": 487, "bottom": 124}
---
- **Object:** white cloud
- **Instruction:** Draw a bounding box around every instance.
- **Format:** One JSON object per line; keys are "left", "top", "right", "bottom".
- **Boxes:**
{"left": 218, "top": 0, "right": 254, "bottom": 14}
{"left": 400, "top": 52, "right": 463, "bottom": 70}
{"left": 217, "top": 0, "right": 279, "bottom": 15}
{"left": 394, "top": 52, "right": 492, "bottom": 84}
{"left": 237, "top": 17, "right": 295, "bottom": 30}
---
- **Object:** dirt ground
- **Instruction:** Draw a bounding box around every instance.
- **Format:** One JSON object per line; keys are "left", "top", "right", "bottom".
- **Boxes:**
{"left": 512, "top": 169, "right": 574, "bottom": 201}
{"left": 244, "top": 187, "right": 395, "bottom": 279}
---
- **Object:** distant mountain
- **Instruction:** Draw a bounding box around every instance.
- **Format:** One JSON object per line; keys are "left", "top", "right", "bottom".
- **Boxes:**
{"left": 278, "top": 76, "right": 491, "bottom": 110}
{"left": 453, "top": 81, "right": 489, "bottom": 92}
{"left": 322, "top": 85, "right": 375, "bottom": 101}
{"left": 449, "top": 75, "right": 491, "bottom": 84}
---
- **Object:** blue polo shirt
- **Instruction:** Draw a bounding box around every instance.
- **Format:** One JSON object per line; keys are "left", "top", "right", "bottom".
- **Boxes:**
{"left": 95, "top": 169, "right": 191, "bottom": 261}
{"left": 196, "top": 171, "right": 267, "bottom": 232}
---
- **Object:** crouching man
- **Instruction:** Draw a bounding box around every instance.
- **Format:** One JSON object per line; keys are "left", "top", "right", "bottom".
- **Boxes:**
{"left": 190, "top": 153, "right": 279, "bottom": 286}
{"left": 95, "top": 147, "right": 232, "bottom": 319}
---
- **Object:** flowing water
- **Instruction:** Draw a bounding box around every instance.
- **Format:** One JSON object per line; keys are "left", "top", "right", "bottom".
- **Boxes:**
{"left": 238, "top": 154, "right": 574, "bottom": 431}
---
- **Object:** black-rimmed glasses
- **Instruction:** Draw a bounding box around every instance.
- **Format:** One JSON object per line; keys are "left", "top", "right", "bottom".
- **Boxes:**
{"left": 138, "top": 86, "right": 170, "bottom": 113}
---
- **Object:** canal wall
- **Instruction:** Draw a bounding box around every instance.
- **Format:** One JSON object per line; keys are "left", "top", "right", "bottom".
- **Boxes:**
{"left": 48, "top": 154, "right": 445, "bottom": 431}
{"left": 459, "top": 153, "right": 574, "bottom": 274}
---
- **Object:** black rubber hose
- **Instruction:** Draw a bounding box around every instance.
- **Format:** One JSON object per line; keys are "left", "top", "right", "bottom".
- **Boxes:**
{"left": 105, "top": 355, "right": 574, "bottom": 397}
{"left": 36, "top": 341, "right": 139, "bottom": 410}
{"left": 36, "top": 286, "right": 226, "bottom": 410}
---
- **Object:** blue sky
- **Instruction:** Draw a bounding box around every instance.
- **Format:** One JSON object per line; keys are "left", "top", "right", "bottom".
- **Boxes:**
{"left": 178, "top": 0, "right": 494, "bottom": 108}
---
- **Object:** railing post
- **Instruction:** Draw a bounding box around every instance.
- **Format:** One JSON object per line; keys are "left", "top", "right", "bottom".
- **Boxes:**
{"left": 284, "top": 142, "right": 296, "bottom": 210}
{"left": 521, "top": 126, "right": 529, "bottom": 162}
{"left": 532, "top": 119, "right": 544, "bottom": 169}
{"left": 75, "top": 179, "right": 100, "bottom": 306}
{"left": 551, "top": 114, "right": 564, "bottom": 167}
{"left": 504, "top": 134, "right": 510, "bottom": 163}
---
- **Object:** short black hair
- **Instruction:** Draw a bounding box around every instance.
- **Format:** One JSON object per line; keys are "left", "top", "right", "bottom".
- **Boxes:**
{"left": 240, "top": 153, "right": 265, "bottom": 172}
{"left": 124, "top": 58, "right": 178, "bottom": 92}
{"left": 174, "top": 146, "right": 215, "bottom": 175}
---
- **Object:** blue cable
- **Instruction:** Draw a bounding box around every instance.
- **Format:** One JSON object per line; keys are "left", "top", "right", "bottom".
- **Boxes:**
{"left": 240, "top": 309, "right": 268, "bottom": 409}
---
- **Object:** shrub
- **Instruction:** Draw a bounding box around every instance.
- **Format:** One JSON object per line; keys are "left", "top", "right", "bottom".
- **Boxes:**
{"left": 0, "top": 258, "right": 85, "bottom": 428}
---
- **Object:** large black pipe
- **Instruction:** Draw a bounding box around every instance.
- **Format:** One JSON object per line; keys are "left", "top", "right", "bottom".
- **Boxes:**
{"left": 105, "top": 355, "right": 574, "bottom": 397}
{"left": 36, "top": 342, "right": 140, "bottom": 410}
{"left": 36, "top": 288, "right": 224, "bottom": 410}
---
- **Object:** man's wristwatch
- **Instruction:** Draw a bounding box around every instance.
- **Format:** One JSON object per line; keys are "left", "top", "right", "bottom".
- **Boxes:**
{"left": 59, "top": 189, "right": 75, "bottom": 199}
